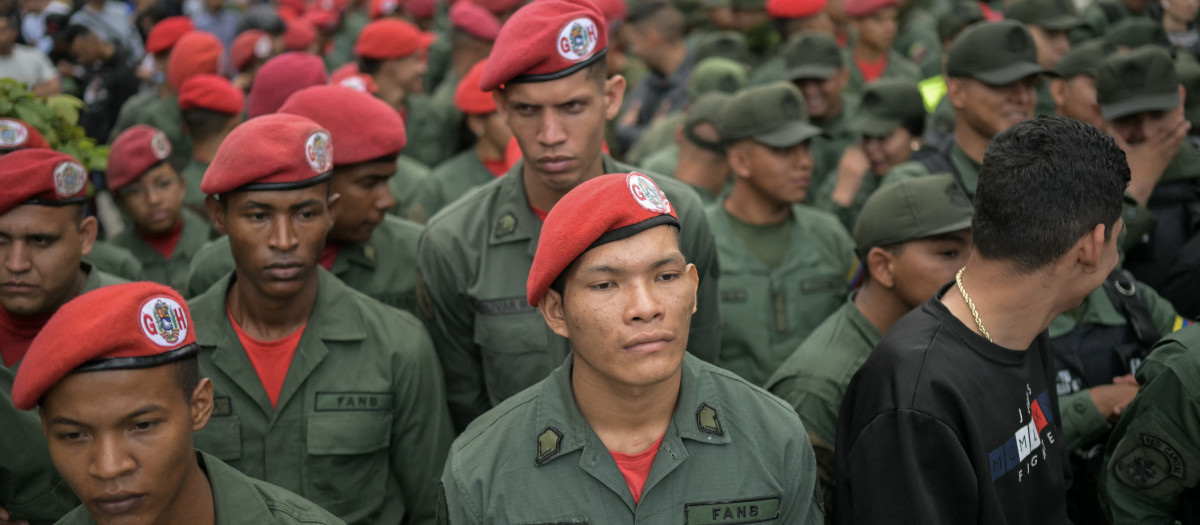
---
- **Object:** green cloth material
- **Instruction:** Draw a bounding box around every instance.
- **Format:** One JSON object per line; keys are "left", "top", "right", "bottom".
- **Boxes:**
{"left": 403, "top": 94, "right": 456, "bottom": 168}
{"left": 180, "top": 159, "right": 209, "bottom": 218}
{"left": 707, "top": 203, "right": 857, "bottom": 386}
{"left": 109, "top": 207, "right": 213, "bottom": 293}
{"left": 1075, "top": 0, "right": 1146, "bottom": 43}
{"left": 134, "top": 94, "right": 192, "bottom": 171}
{"left": 186, "top": 215, "right": 424, "bottom": 314}
{"left": 108, "top": 89, "right": 160, "bottom": 143}
{"left": 895, "top": 6, "right": 943, "bottom": 78}
{"left": 724, "top": 211, "right": 794, "bottom": 270}
{"left": 190, "top": 269, "right": 453, "bottom": 525}
{"left": 325, "top": 9, "right": 368, "bottom": 72}
{"left": 881, "top": 141, "right": 982, "bottom": 195}
{"left": 389, "top": 154, "right": 434, "bottom": 223}
{"left": 412, "top": 149, "right": 496, "bottom": 222}
{"left": 416, "top": 156, "right": 721, "bottom": 432}
{"left": 440, "top": 353, "right": 826, "bottom": 524}
{"left": 55, "top": 451, "right": 346, "bottom": 525}
{"left": 625, "top": 112, "right": 684, "bottom": 166}
{"left": 812, "top": 168, "right": 882, "bottom": 231}
{"left": 83, "top": 241, "right": 144, "bottom": 281}
{"left": 809, "top": 94, "right": 861, "bottom": 197}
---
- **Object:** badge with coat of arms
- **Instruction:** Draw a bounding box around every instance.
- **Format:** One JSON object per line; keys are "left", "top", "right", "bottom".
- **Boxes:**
{"left": 139, "top": 297, "right": 189, "bottom": 347}
{"left": 53, "top": 161, "right": 87, "bottom": 197}
{"left": 0, "top": 119, "right": 28, "bottom": 148}
{"left": 305, "top": 131, "right": 333, "bottom": 173}
{"left": 626, "top": 172, "right": 672, "bottom": 214}
{"left": 557, "top": 17, "right": 598, "bottom": 61}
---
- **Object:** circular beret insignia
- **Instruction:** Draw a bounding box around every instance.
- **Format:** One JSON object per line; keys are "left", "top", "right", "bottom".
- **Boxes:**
{"left": 140, "top": 296, "right": 189, "bottom": 347}
{"left": 305, "top": 130, "right": 334, "bottom": 173}
{"left": 151, "top": 131, "right": 172, "bottom": 160}
{"left": 0, "top": 119, "right": 29, "bottom": 148}
{"left": 53, "top": 161, "right": 87, "bottom": 197}
{"left": 557, "top": 17, "right": 599, "bottom": 61}
{"left": 627, "top": 172, "right": 671, "bottom": 214}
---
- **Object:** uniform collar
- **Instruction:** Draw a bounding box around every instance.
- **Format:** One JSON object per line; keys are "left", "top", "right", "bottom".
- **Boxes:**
{"left": 330, "top": 231, "right": 380, "bottom": 274}
{"left": 530, "top": 353, "right": 732, "bottom": 468}
{"left": 198, "top": 451, "right": 277, "bottom": 524}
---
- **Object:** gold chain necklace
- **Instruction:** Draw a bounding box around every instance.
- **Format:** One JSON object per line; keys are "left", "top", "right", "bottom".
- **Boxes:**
{"left": 955, "top": 267, "right": 992, "bottom": 342}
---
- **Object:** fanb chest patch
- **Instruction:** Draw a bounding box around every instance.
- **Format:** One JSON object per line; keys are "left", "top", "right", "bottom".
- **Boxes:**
{"left": 684, "top": 496, "right": 781, "bottom": 524}
{"left": 315, "top": 392, "right": 394, "bottom": 411}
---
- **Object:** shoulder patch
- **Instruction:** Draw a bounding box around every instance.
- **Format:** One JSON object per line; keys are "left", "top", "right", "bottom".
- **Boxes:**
{"left": 1110, "top": 415, "right": 1200, "bottom": 499}
{"left": 536, "top": 427, "right": 563, "bottom": 465}
{"left": 696, "top": 403, "right": 724, "bottom": 435}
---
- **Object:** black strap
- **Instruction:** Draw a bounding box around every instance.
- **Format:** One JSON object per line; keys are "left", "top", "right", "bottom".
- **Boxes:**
{"left": 1100, "top": 269, "right": 1162, "bottom": 352}
{"left": 912, "top": 140, "right": 968, "bottom": 194}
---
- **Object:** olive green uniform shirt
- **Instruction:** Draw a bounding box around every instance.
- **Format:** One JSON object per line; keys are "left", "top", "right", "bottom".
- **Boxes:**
{"left": 881, "top": 141, "right": 981, "bottom": 195}
{"left": 325, "top": 10, "right": 368, "bottom": 72}
{"left": 894, "top": 7, "right": 942, "bottom": 78}
{"left": 440, "top": 353, "right": 826, "bottom": 524}
{"left": 55, "top": 451, "right": 346, "bottom": 525}
{"left": 186, "top": 215, "right": 423, "bottom": 314}
{"left": 411, "top": 149, "right": 494, "bottom": 221}
{"left": 810, "top": 95, "right": 859, "bottom": 196}
{"left": 417, "top": 156, "right": 722, "bottom": 431}
{"left": 706, "top": 203, "right": 857, "bottom": 386}
{"left": 429, "top": 69, "right": 462, "bottom": 139}
{"left": 190, "top": 269, "right": 453, "bottom": 525}
{"left": 389, "top": 154, "right": 434, "bottom": 223}
{"left": 811, "top": 168, "right": 882, "bottom": 231}
{"left": 844, "top": 50, "right": 924, "bottom": 96}
{"left": 1100, "top": 323, "right": 1200, "bottom": 523}
{"left": 626, "top": 112, "right": 685, "bottom": 167}
{"left": 134, "top": 94, "right": 191, "bottom": 170}
{"left": 1076, "top": 0, "right": 1146, "bottom": 42}
{"left": 83, "top": 241, "right": 144, "bottom": 281}
{"left": 404, "top": 95, "right": 455, "bottom": 169}
{"left": 642, "top": 144, "right": 680, "bottom": 181}
{"left": 180, "top": 159, "right": 209, "bottom": 218}
{"left": 107, "top": 89, "right": 160, "bottom": 143}
{"left": 109, "top": 207, "right": 212, "bottom": 293}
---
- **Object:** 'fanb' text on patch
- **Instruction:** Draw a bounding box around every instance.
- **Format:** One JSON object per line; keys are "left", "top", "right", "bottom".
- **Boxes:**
{"left": 315, "top": 392, "right": 395, "bottom": 411}
{"left": 684, "top": 496, "right": 780, "bottom": 524}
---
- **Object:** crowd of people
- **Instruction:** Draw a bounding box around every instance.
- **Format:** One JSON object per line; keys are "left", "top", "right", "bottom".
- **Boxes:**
{"left": 3, "top": 0, "right": 1200, "bottom": 521}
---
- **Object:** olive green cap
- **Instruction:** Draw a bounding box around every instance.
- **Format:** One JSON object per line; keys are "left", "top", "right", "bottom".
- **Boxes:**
{"left": 946, "top": 21, "right": 1047, "bottom": 85}
{"left": 937, "top": 1, "right": 985, "bottom": 43}
{"left": 782, "top": 33, "right": 843, "bottom": 80}
{"left": 693, "top": 31, "right": 754, "bottom": 64}
{"left": 854, "top": 175, "right": 974, "bottom": 254}
{"left": 684, "top": 92, "right": 734, "bottom": 152}
{"left": 720, "top": 82, "right": 822, "bottom": 147}
{"left": 849, "top": 79, "right": 926, "bottom": 137}
{"left": 1055, "top": 39, "right": 1115, "bottom": 78}
{"left": 1096, "top": 46, "right": 1179, "bottom": 120}
{"left": 689, "top": 57, "right": 749, "bottom": 97}
{"left": 1004, "top": 0, "right": 1082, "bottom": 31}
{"left": 1177, "top": 54, "right": 1200, "bottom": 127}
{"left": 1105, "top": 18, "right": 1171, "bottom": 51}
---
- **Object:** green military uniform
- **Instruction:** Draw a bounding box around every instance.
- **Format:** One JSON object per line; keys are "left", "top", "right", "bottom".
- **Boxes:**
{"left": 423, "top": 34, "right": 454, "bottom": 96}
{"left": 642, "top": 144, "right": 680, "bottom": 178}
{"left": 895, "top": 6, "right": 942, "bottom": 78}
{"left": 403, "top": 95, "right": 455, "bottom": 169}
{"left": 812, "top": 170, "right": 880, "bottom": 231}
{"left": 109, "top": 207, "right": 212, "bottom": 293}
{"left": 326, "top": 9, "right": 369, "bottom": 72}
{"left": 83, "top": 241, "right": 144, "bottom": 281}
{"left": 809, "top": 94, "right": 859, "bottom": 195}
{"left": 429, "top": 69, "right": 462, "bottom": 136}
{"left": 707, "top": 203, "right": 856, "bottom": 385}
{"left": 1099, "top": 323, "right": 1200, "bottom": 523}
{"left": 134, "top": 94, "right": 192, "bottom": 171}
{"left": 186, "top": 215, "right": 423, "bottom": 313}
{"left": 411, "top": 150, "right": 493, "bottom": 221}
{"left": 1006, "top": 0, "right": 1085, "bottom": 117}
{"left": 180, "top": 159, "right": 209, "bottom": 217}
{"left": 417, "top": 156, "right": 721, "bottom": 431}
{"left": 190, "top": 269, "right": 453, "bottom": 525}
{"left": 56, "top": 451, "right": 346, "bottom": 525}
{"left": 1075, "top": 0, "right": 1149, "bottom": 42}
{"left": 440, "top": 354, "right": 826, "bottom": 524}
{"left": 843, "top": 50, "right": 923, "bottom": 96}
{"left": 108, "top": 89, "right": 161, "bottom": 143}
{"left": 625, "top": 113, "right": 684, "bottom": 167}
{"left": 882, "top": 140, "right": 981, "bottom": 195}
{"left": 388, "top": 154, "right": 433, "bottom": 223}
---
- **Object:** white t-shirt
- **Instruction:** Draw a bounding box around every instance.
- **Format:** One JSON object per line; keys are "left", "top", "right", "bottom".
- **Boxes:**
{"left": 0, "top": 45, "right": 58, "bottom": 88}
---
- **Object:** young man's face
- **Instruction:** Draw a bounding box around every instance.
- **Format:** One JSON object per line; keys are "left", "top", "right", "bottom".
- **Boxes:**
{"left": 0, "top": 205, "right": 95, "bottom": 315}
{"left": 328, "top": 161, "right": 394, "bottom": 244}
{"left": 1110, "top": 107, "right": 1178, "bottom": 145}
{"left": 70, "top": 33, "right": 102, "bottom": 64}
{"left": 862, "top": 126, "right": 915, "bottom": 176}
{"left": 40, "top": 365, "right": 213, "bottom": 525}
{"left": 539, "top": 225, "right": 698, "bottom": 390}
{"left": 1028, "top": 25, "right": 1070, "bottom": 70}
{"left": 794, "top": 73, "right": 847, "bottom": 121}
{"left": 950, "top": 76, "right": 1038, "bottom": 141}
{"left": 1051, "top": 76, "right": 1103, "bottom": 129}
{"left": 732, "top": 140, "right": 814, "bottom": 205}
{"left": 884, "top": 229, "right": 972, "bottom": 309}
{"left": 852, "top": 7, "right": 899, "bottom": 52}
{"left": 495, "top": 67, "right": 625, "bottom": 194}
{"left": 208, "top": 184, "right": 338, "bottom": 299}
{"left": 383, "top": 52, "right": 428, "bottom": 95}
{"left": 117, "top": 165, "right": 186, "bottom": 236}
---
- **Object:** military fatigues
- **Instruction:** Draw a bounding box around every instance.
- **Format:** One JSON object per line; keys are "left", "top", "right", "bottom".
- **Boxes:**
{"left": 411, "top": 150, "right": 494, "bottom": 222}
{"left": 326, "top": 9, "right": 369, "bottom": 72}
{"left": 190, "top": 269, "right": 453, "bottom": 525}
{"left": 894, "top": 6, "right": 942, "bottom": 78}
{"left": 811, "top": 168, "right": 881, "bottom": 231}
{"left": 134, "top": 94, "right": 192, "bottom": 170}
{"left": 389, "top": 154, "right": 434, "bottom": 223}
{"left": 843, "top": 50, "right": 923, "bottom": 96}
{"left": 403, "top": 95, "right": 456, "bottom": 169}
{"left": 187, "top": 215, "right": 424, "bottom": 314}
{"left": 107, "top": 89, "right": 161, "bottom": 143}
{"left": 109, "top": 207, "right": 212, "bottom": 293}
{"left": 56, "top": 452, "right": 347, "bottom": 525}
{"left": 625, "top": 112, "right": 685, "bottom": 167}
{"left": 706, "top": 203, "right": 856, "bottom": 386}
{"left": 1100, "top": 323, "right": 1200, "bottom": 523}
{"left": 1075, "top": 0, "right": 1149, "bottom": 42}
{"left": 881, "top": 141, "right": 982, "bottom": 196}
{"left": 180, "top": 159, "right": 210, "bottom": 217}
{"left": 1123, "top": 144, "right": 1200, "bottom": 293}
{"left": 809, "top": 95, "right": 860, "bottom": 195}
{"left": 83, "top": 241, "right": 144, "bottom": 281}
{"left": 417, "top": 156, "right": 722, "bottom": 431}
{"left": 440, "top": 354, "right": 825, "bottom": 524}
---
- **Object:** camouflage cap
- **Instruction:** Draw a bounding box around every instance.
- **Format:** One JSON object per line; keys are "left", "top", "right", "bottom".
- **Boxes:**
{"left": 783, "top": 33, "right": 843, "bottom": 80}
{"left": 849, "top": 79, "right": 926, "bottom": 137}
{"left": 946, "top": 21, "right": 1047, "bottom": 85}
{"left": 1106, "top": 18, "right": 1171, "bottom": 51}
{"left": 1004, "top": 0, "right": 1082, "bottom": 31}
{"left": 1177, "top": 55, "right": 1200, "bottom": 127}
{"left": 854, "top": 175, "right": 973, "bottom": 255}
{"left": 689, "top": 57, "right": 749, "bottom": 97}
{"left": 720, "top": 82, "right": 822, "bottom": 147}
{"left": 1055, "top": 39, "right": 1115, "bottom": 79}
{"left": 684, "top": 92, "right": 734, "bottom": 152}
{"left": 693, "top": 31, "right": 754, "bottom": 64}
{"left": 1096, "top": 46, "right": 1179, "bottom": 120}
{"left": 937, "top": 1, "right": 984, "bottom": 43}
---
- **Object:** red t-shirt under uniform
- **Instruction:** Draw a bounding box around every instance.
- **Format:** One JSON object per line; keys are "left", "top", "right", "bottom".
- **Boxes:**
{"left": 610, "top": 433, "right": 666, "bottom": 505}
{"left": 228, "top": 310, "right": 306, "bottom": 407}
{"left": 0, "top": 306, "right": 53, "bottom": 367}
{"left": 138, "top": 220, "right": 184, "bottom": 259}
{"left": 856, "top": 56, "right": 888, "bottom": 84}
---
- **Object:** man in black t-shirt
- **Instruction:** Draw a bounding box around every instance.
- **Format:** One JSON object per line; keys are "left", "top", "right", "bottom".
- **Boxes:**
{"left": 835, "top": 115, "right": 1130, "bottom": 524}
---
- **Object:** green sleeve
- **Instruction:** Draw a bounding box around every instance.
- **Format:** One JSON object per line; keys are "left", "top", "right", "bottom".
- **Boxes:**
{"left": 778, "top": 411, "right": 827, "bottom": 524}
{"left": 810, "top": 170, "right": 858, "bottom": 231}
{"left": 1058, "top": 389, "right": 1111, "bottom": 451}
{"left": 185, "top": 238, "right": 234, "bottom": 299}
{"left": 440, "top": 451, "right": 482, "bottom": 525}
{"left": 1120, "top": 195, "right": 1157, "bottom": 255}
{"left": 878, "top": 160, "right": 930, "bottom": 189}
{"left": 770, "top": 374, "right": 842, "bottom": 450}
{"left": 84, "top": 242, "right": 143, "bottom": 282}
{"left": 1140, "top": 282, "right": 1182, "bottom": 337}
{"left": 389, "top": 155, "right": 433, "bottom": 224}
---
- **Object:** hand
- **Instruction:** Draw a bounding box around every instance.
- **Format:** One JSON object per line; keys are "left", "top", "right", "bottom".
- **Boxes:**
{"left": 1089, "top": 378, "right": 1140, "bottom": 424}
{"left": 0, "top": 506, "right": 31, "bottom": 525}
{"left": 830, "top": 145, "right": 871, "bottom": 207}
{"left": 1113, "top": 104, "right": 1191, "bottom": 206}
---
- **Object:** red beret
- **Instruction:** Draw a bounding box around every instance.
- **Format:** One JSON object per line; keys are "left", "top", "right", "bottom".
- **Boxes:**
{"left": 247, "top": 52, "right": 329, "bottom": 118}
{"left": 368, "top": 0, "right": 404, "bottom": 19}
{"left": 472, "top": 0, "right": 523, "bottom": 16}
{"left": 355, "top": 19, "right": 435, "bottom": 59}
{"left": 178, "top": 74, "right": 245, "bottom": 115}
{"left": 592, "top": 0, "right": 627, "bottom": 24}
{"left": 0, "top": 149, "right": 89, "bottom": 215}
{"left": 279, "top": 85, "right": 406, "bottom": 163}
{"left": 0, "top": 118, "right": 48, "bottom": 151}
{"left": 450, "top": 1, "right": 501, "bottom": 41}
{"left": 232, "top": 30, "right": 273, "bottom": 72}
{"left": 146, "top": 16, "right": 194, "bottom": 55}
{"left": 280, "top": 0, "right": 307, "bottom": 17}
{"left": 167, "top": 31, "right": 224, "bottom": 92}
{"left": 844, "top": 0, "right": 895, "bottom": 17}
{"left": 309, "top": 0, "right": 348, "bottom": 13}
{"left": 330, "top": 61, "right": 359, "bottom": 82}
{"left": 407, "top": 0, "right": 436, "bottom": 18}
{"left": 455, "top": 60, "right": 496, "bottom": 114}
{"left": 527, "top": 172, "right": 679, "bottom": 306}
{"left": 285, "top": 19, "right": 318, "bottom": 51}
{"left": 202, "top": 114, "right": 334, "bottom": 195}
{"left": 107, "top": 125, "right": 172, "bottom": 191}
{"left": 767, "top": 0, "right": 827, "bottom": 18}
{"left": 303, "top": 8, "right": 340, "bottom": 31}
{"left": 11, "top": 283, "right": 198, "bottom": 410}
{"left": 480, "top": 0, "right": 607, "bottom": 91}
{"left": 278, "top": 4, "right": 301, "bottom": 21}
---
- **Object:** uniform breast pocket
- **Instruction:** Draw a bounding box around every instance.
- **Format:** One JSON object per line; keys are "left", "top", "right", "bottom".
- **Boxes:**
{"left": 305, "top": 411, "right": 393, "bottom": 517}
{"left": 474, "top": 310, "right": 559, "bottom": 404}
{"left": 194, "top": 415, "right": 242, "bottom": 464}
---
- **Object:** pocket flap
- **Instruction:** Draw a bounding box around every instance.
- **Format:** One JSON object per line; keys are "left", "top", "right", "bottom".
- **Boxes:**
{"left": 306, "top": 411, "right": 392, "bottom": 455}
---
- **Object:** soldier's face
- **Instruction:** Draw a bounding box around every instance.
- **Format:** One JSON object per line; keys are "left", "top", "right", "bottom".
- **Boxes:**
{"left": 384, "top": 52, "right": 428, "bottom": 95}
{"left": 794, "top": 73, "right": 847, "bottom": 121}
{"left": 862, "top": 126, "right": 915, "bottom": 176}
{"left": 887, "top": 229, "right": 972, "bottom": 309}
{"left": 1028, "top": 26, "right": 1070, "bottom": 70}
{"left": 209, "top": 184, "right": 339, "bottom": 300}
{"left": 1050, "top": 76, "right": 1104, "bottom": 129}
{"left": 951, "top": 76, "right": 1037, "bottom": 140}
{"left": 1110, "top": 109, "right": 1173, "bottom": 145}
{"left": 732, "top": 140, "right": 814, "bottom": 205}
{"left": 539, "top": 226, "right": 698, "bottom": 390}
{"left": 0, "top": 205, "right": 95, "bottom": 316}
{"left": 495, "top": 68, "right": 625, "bottom": 194}
{"left": 851, "top": 7, "right": 898, "bottom": 52}
{"left": 40, "top": 366, "right": 213, "bottom": 525}
{"left": 328, "top": 161, "right": 395, "bottom": 244}
{"left": 117, "top": 166, "right": 186, "bottom": 236}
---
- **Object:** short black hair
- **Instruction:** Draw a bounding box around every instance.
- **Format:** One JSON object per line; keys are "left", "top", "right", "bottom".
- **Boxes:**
{"left": 182, "top": 108, "right": 238, "bottom": 141}
{"left": 358, "top": 57, "right": 383, "bottom": 76}
{"left": 626, "top": 2, "right": 686, "bottom": 42}
{"left": 973, "top": 114, "right": 1129, "bottom": 273}
{"left": 899, "top": 112, "right": 926, "bottom": 137}
{"left": 173, "top": 355, "right": 200, "bottom": 402}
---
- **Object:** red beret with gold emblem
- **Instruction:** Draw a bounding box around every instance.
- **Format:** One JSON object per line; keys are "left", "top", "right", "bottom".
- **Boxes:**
{"left": 0, "top": 149, "right": 90, "bottom": 215}
{"left": 202, "top": 114, "right": 334, "bottom": 195}
{"left": 279, "top": 85, "right": 406, "bottom": 164}
{"left": 107, "top": 125, "right": 173, "bottom": 191}
{"left": 480, "top": 0, "right": 607, "bottom": 91}
{"left": 0, "top": 118, "right": 49, "bottom": 152}
{"left": 11, "top": 283, "right": 199, "bottom": 410}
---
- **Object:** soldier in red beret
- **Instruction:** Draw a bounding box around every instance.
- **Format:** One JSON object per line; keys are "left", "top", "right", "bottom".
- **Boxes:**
{"left": 843, "top": 0, "right": 922, "bottom": 94}
{"left": 178, "top": 74, "right": 246, "bottom": 218}
{"left": 189, "top": 114, "right": 452, "bottom": 525}
{"left": 105, "top": 125, "right": 214, "bottom": 293}
{"left": 133, "top": 31, "right": 224, "bottom": 173}
{"left": 230, "top": 29, "right": 274, "bottom": 92}
{"left": 439, "top": 172, "right": 824, "bottom": 523}
{"left": 246, "top": 52, "right": 328, "bottom": 118}
{"left": 0, "top": 149, "right": 127, "bottom": 525}
{"left": 10, "top": 283, "right": 345, "bottom": 525}
{"left": 0, "top": 118, "right": 49, "bottom": 154}
{"left": 417, "top": 0, "right": 722, "bottom": 433}
{"left": 109, "top": 16, "right": 194, "bottom": 142}
{"left": 427, "top": 1, "right": 499, "bottom": 142}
